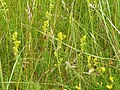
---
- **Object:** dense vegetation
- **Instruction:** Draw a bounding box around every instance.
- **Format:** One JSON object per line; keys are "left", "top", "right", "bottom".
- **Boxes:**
{"left": 0, "top": 0, "right": 120, "bottom": 90}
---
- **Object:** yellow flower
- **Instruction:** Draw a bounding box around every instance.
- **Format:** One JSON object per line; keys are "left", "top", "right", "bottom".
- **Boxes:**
{"left": 42, "top": 20, "right": 49, "bottom": 33}
{"left": 80, "top": 35, "right": 86, "bottom": 43}
{"left": 106, "top": 84, "right": 113, "bottom": 89}
{"left": 13, "top": 41, "right": 21, "bottom": 47}
{"left": 109, "top": 77, "right": 114, "bottom": 82}
{"left": 80, "top": 35, "right": 87, "bottom": 51}
{"left": 49, "top": 3, "right": 54, "bottom": 10}
{"left": 87, "top": 56, "right": 92, "bottom": 68}
{"left": 44, "top": 20, "right": 49, "bottom": 26}
{"left": 93, "top": 58, "right": 98, "bottom": 66}
{"left": 54, "top": 51, "right": 57, "bottom": 57}
{"left": 45, "top": 11, "right": 52, "bottom": 18}
{"left": 75, "top": 84, "right": 81, "bottom": 90}
{"left": 13, "top": 47, "right": 18, "bottom": 56}
{"left": 12, "top": 32, "right": 21, "bottom": 56}
{"left": 101, "top": 67, "right": 106, "bottom": 72}
{"left": 57, "top": 32, "right": 66, "bottom": 41}
{"left": 13, "top": 41, "right": 21, "bottom": 56}
{"left": 12, "top": 32, "right": 18, "bottom": 41}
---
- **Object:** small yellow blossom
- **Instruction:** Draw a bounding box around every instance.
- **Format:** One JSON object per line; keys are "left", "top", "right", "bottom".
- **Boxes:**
{"left": 75, "top": 84, "right": 81, "bottom": 90}
{"left": 57, "top": 32, "right": 66, "bottom": 41}
{"left": 101, "top": 67, "right": 106, "bottom": 72}
{"left": 44, "top": 20, "right": 49, "bottom": 26}
{"left": 13, "top": 46, "right": 18, "bottom": 55}
{"left": 106, "top": 84, "right": 113, "bottom": 89}
{"left": 13, "top": 41, "right": 21, "bottom": 47}
{"left": 109, "top": 77, "right": 114, "bottom": 82}
{"left": 12, "top": 32, "right": 18, "bottom": 41}
{"left": 80, "top": 35, "right": 86, "bottom": 43}
{"left": 49, "top": 3, "right": 54, "bottom": 10}
{"left": 12, "top": 32, "right": 21, "bottom": 56}
{"left": 87, "top": 56, "right": 93, "bottom": 68}
{"left": 80, "top": 35, "right": 86, "bottom": 51}
{"left": 93, "top": 57, "right": 98, "bottom": 66}
{"left": 54, "top": 51, "right": 58, "bottom": 57}
{"left": 45, "top": 11, "right": 52, "bottom": 18}
{"left": 42, "top": 20, "right": 49, "bottom": 33}
{"left": 54, "top": 64, "right": 57, "bottom": 67}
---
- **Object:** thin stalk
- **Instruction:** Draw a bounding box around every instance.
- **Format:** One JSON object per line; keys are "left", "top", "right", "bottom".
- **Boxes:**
{"left": 0, "top": 59, "right": 5, "bottom": 90}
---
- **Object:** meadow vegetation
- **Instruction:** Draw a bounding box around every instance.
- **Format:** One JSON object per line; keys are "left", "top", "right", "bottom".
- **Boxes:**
{"left": 0, "top": 0, "right": 120, "bottom": 90}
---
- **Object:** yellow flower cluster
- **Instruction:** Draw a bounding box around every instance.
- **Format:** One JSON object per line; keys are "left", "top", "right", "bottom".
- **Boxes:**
{"left": 87, "top": 56, "right": 92, "bottom": 68}
{"left": 12, "top": 32, "right": 21, "bottom": 56}
{"left": 80, "top": 35, "right": 86, "bottom": 51}
{"left": 87, "top": 56, "right": 98, "bottom": 68}
{"left": 45, "top": 11, "right": 52, "bottom": 19}
{"left": 106, "top": 84, "right": 113, "bottom": 90}
{"left": 57, "top": 32, "right": 66, "bottom": 48}
{"left": 58, "top": 32, "right": 66, "bottom": 41}
{"left": 42, "top": 20, "right": 49, "bottom": 33}
{"left": 42, "top": 3, "right": 54, "bottom": 33}
{"left": 49, "top": 3, "right": 54, "bottom": 10}
{"left": 106, "top": 76, "right": 114, "bottom": 89}
{"left": 109, "top": 77, "right": 114, "bottom": 83}
{"left": 86, "top": 56, "right": 106, "bottom": 75}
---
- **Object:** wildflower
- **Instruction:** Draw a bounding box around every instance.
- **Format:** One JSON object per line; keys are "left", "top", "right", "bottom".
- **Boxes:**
{"left": 75, "top": 84, "right": 81, "bottom": 90}
{"left": 87, "top": 56, "right": 91, "bottom": 68}
{"left": 80, "top": 35, "right": 86, "bottom": 51}
{"left": 45, "top": 11, "right": 52, "bottom": 18}
{"left": 13, "top": 41, "right": 21, "bottom": 47}
{"left": 101, "top": 67, "right": 106, "bottom": 72}
{"left": 42, "top": 3, "right": 54, "bottom": 34}
{"left": 57, "top": 32, "right": 66, "bottom": 41}
{"left": 49, "top": 3, "right": 54, "bottom": 10}
{"left": 13, "top": 41, "right": 21, "bottom": 56}
{"left": 80, "top": 35, "right": 86, "bottom": 43}
{"left": 12, "top": 32, "right": 18, "bottom": 41}
{"left": 13, "top": 46, "right": 18, "bottom": 56}
{"left": 57, "top": 32, "right": 66, "bottom": 48}
{"left": 106, "top": 84, "right": 113, "bottom": 89}
{"left": 12, "top": 32, "right": 21, "bottom": 56}
{"left": 54, "top": 51, "right": 58, "bottom": 57}
{"left": 54, "top": 64, "right": 57, "bottom": 67}
{"left": 42, "top": 20, "right": 49, "bottom": 33}
{"left": 109, "top": 77, "right": 114, "bottom": 82}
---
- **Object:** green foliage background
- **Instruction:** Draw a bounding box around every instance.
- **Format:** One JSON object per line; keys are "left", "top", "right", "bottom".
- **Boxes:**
{"left": 0, "top": 0, "right": 120, "bottom": 90}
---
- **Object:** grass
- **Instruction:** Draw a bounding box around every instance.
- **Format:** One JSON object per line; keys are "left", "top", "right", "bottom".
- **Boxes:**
{"left": 0, "top": 0, "right": 120, "bottom": 90}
